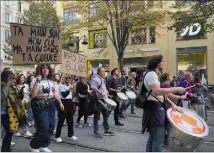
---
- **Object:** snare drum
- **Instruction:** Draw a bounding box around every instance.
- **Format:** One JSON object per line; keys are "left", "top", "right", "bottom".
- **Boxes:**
{"left": 165, "top": 108, "right": 209, "bottom": 152}
{"left": 116, "top": 92, "right": 128, "bottom": 104}
{"left": 99, "top": 98, "right": 116, "bottom": 111}
{"left": 126, "top": 90, "right": 136, "bottom": 100}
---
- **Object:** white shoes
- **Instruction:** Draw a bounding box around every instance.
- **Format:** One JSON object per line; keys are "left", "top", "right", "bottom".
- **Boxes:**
{"left": 39, "top": 147, "right": 52, "bottom": 152}
{"left": 11, "top": 142, "right": 15, "bottom": 147}
{"left": 24, "top": 131, "right": 33, "bottom": 137}
{"left": 67, "top": 136, "right": 78, "bottom": 141}
{"left": 54, "top": 137, "right": 62, "bottom": 143}
{"left": 14, "top": 132, "right": 21, "bottom": 137}
{"left": 29, "top": 146, "right": 40, "bottom": 152}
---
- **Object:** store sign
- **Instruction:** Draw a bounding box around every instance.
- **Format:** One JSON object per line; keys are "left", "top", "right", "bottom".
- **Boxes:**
{"left": 95, "top": 34, "right": 104, "bottom": 46}
{"left": 180, "top": 23, "right": 201, "bottom": 37}
{"left": 126, "top": 48, "right": 160, "bottom": 53}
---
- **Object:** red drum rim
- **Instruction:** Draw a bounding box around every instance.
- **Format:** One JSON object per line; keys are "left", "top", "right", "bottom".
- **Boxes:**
{"left": 117, "top": 92, "right": 128, "bottom": 100}
{"left": 167, "top": 108, "right": 209, "bottom": 137}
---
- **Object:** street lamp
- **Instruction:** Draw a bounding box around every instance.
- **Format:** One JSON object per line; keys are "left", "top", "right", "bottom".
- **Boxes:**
{"left": 67, "top": 35, "right": 88, "bottom": 53}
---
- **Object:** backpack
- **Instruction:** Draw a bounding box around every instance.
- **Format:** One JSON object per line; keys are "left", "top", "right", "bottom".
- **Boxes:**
{"left": 135, "top": 71, "right": 152, "bottom": 109}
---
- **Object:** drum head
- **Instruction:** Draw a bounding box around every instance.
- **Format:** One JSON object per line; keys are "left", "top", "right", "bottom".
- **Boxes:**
{"left": 167, "top": 108, "right": 209, "bottom": 137}
{"left": 104, "top": 98, "right": 117, "bottom": 106}
{"left": 126, "top": 91, "right": 136, "bottom": 99}
{"left": 117, "top": 92, "right": 128, "bottom": 100}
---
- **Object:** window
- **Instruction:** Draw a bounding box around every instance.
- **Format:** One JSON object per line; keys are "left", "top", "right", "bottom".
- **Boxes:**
{"left": 5, "top": 29, "right": 10, "bottom": 43}
{"left": 131, "top": 28, "right": 147, "bottom": 45}
{"left": 4, "top": 1, "right": 10, "bottom": 7}
{"left": 148, "top": 0, "right": 154, "bottom": 8}
{"left": 89, "top": 30, "right": 107, "bottom": 49}
{"left": 5, "top": 12, "right": 10, "bottom": 24}
{"left": 18, "top": 1, "right": 22, "bottom": 12}
{"left": 64, "top": 8, "right": 80, "bottom": 25}
{"left": 89, "top": 3, "right": 98, "bottom": 18}
{"left": 16, "top": 17, "right": 22, "bottom": 23}
{"left": 176, "top": 22, "right": 205, "bottom": 41}
{"left": 176, "top": 0, "right": 197, "bottom": 6}
{"left": 149, "top": 27, "right": 155, "bottom": 43}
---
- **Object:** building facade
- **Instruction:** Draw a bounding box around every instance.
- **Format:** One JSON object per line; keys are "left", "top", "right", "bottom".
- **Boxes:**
{"left": 54, "top": 1, "right": 214, "bottom": 85}
{"left": 1, "top": 0, "right": 34, "bottom": 76}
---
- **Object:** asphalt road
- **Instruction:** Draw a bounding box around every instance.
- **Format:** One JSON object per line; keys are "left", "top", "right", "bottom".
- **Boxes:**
{"left": 10, "top": 107, "right": 214, "bottom": 152}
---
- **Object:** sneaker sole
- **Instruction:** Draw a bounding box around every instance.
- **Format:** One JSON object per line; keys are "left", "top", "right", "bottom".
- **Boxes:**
{"left": 104, "top": 134, "right": 115, "bottom": 136}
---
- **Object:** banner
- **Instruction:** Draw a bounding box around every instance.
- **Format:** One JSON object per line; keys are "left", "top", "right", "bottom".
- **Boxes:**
{"left": 10, "top": 23, "right": 62, "bottom": 65}
{"left": 60, "top": 50, "right": 87, "bottom": 77}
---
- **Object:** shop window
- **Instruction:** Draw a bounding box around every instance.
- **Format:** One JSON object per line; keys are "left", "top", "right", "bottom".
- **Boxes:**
{"left": 176, "top": 22, "right": 206, "bottom": 41}
{"left": 131, "top": 28, "right": 147, "bottom": 45}
{"left": 148, "top": 0, "right": 154, "bottom": 8}
{"left": 177, "top": 52, "right": 207, "bottom": 78}
{"left": 64, "top": 8, "right": 80, "bottom": 25}
{"left": 149, "top": 27, "right": 156, "bottom": 44}
{"left": 89, "top": 30, "right": 107, "bottom": 49}
{"left": 5, "top": 12, "right": 10, "bottom": 24}
{"left": 5, "top": 29, "right": 10, "bottom": 42}
{"left": 176, "top": 0, "right": 197, "bottom": 6}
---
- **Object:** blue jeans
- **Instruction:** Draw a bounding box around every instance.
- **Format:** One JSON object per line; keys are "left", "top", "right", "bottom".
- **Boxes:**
{"left": 146, "top": 127, "right": 165, "bottom": 152}
{"left": 30, "top": 98, "right": 55, "bottom": 149}
{"left": 94, "top": 103, "right": 110, "bottom": 134}
{"left": 125, "top": 99, "right": 135, "bottom": 113}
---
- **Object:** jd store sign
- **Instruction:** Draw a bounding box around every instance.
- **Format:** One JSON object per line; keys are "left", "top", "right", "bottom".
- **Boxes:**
{"left": 180, "top": 23, "right": 201, "bottom": 37}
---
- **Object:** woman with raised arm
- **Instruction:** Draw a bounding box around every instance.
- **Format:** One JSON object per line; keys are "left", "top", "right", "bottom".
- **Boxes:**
{"left": 29, "top": 64, "right": 64, "bottom": 152}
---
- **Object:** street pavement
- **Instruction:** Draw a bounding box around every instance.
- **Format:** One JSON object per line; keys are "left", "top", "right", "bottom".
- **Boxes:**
{"left": 10, "top": 107, "right": 214, "bottom": 152}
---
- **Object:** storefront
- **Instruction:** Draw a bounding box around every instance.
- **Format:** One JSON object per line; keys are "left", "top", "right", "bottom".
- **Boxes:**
{"left": 177, "top": 47, "right": 207, "bottom": 78}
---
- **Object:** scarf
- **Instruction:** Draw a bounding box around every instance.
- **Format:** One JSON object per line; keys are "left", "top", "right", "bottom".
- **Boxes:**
{"left": 7, "top": 85, "right": 27, "bottom": 132}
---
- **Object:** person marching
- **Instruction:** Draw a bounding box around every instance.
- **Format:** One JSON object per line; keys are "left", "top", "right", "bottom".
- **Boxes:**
{"left": 106, "top": 68, "right": 124, "bottom": 126}
{"left": 91, "top": 67, "right": 115, "bottom": 138}
{"left": 54, "top": 74, "right": 78, "bottom": 143}
{"left": 75, "top": 77, "right": 92, "bottom": 127}
{"left": 29, "top": 64, "right": 64, "bottom": 152}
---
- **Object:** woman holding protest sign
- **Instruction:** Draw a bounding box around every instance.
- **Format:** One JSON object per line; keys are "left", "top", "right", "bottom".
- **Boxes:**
{"left": 29, "top": 64, "right": 64, "bottom": 152}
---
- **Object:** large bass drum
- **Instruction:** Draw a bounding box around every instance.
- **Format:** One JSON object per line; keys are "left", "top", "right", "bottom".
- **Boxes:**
{"left": 165, "top": 108, "right": 209, "bottom": 152}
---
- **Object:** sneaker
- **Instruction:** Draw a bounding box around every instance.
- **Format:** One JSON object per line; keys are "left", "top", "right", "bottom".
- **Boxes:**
{"left": 53, "top": 129, "right": 56, "bottom": 135}
{"left": 94, "top": 133, "right": 102, "bottom": 138}
{"left": 39, "top": 147, "right": 52, "bottom": 152}
{"left": 24, "top": 131, "right": 33, "bottom": 138}
{"left": 11, "top": 142, "right": 15, "bottom": 147}
{"left": 54, "top": 137, "right": 62, "bottom": 143}
{"left": 75, "top": 123, "right": 82, "bottom": 128}
{"left": 80, "top": 117, "right": 84, "bottom": 121}
{"left": 83, "top": 123, "right": 92, "bottom": 127}
{"left": 115, "top": 122, "right": 124, "bottom": 126}
{"left": 29, "top": 146, "right": 40, "bottom": 152}
{"left": 89, "top": 115, "right": 94, "bottom": 118}
{"left": 104, "top": 131, "right": 115, "bottom": 136}
{"left": 67, "top": 136, "right": 78, "bottom": 141}
{"left": 15, "top": 132, "right": 21, "bottom": 137}
{"left": 131, "top": 112, "right": 137, "bottom": 115}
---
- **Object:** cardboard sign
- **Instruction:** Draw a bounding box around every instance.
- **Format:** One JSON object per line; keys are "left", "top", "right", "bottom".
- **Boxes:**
{"left": 60, "top": 50, "right": 87, "bottom": 77}
{"left": 10, "top": 23, "right": 62, "bottom": 65}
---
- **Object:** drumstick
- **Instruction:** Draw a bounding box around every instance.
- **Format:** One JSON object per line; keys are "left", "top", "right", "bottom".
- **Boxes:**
{"left": 186, "top": 85, "right": 196, "bottom": 89}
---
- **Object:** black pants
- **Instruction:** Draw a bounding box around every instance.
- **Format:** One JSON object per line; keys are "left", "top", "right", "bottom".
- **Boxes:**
{"left": 55, "top": 99, "right": 74, "bottom": 138}
{"left": 1, "top": 114, "right": 13, "bottom": 152}
{"left": 109, "top": 97, "right": 119, "bottom": 122}
{"left": 76, "top": 97, "right": 88, "bottom": 124}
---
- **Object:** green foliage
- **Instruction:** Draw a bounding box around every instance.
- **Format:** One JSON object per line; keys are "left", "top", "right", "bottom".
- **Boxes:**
{"left": 64, "top": 0, "right": 166, "bottom": 70}
{"left": 168, "top": 1, "right": 214, "bottom": 33}
{"left": 22, "top": 1, "right": 62, "bottom": 27}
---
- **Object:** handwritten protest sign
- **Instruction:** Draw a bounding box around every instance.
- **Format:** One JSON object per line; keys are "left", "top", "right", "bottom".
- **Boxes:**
{"left": 60, "top": 50, "right": 87, "bottom": 77}
{"left": 10, "top": 23, "right": 62, "bottom": 65}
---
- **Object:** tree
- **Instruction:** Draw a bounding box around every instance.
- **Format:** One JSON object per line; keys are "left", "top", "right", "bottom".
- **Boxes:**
{"left": 168, "top": 1, "right": 214, "bottom": 33}
{"left": 22, "top": 1, "right": 62, "bottom": 27}
{"left": 63, "top": 0, "right": 166, "bottom": 70}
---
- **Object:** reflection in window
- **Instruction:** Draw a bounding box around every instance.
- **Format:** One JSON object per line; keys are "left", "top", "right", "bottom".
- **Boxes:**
{"left": 131, "top": 28, "right": 146, "bottom": 44}
{"left": 176, "top": 23, "right": 205, "bottom": 40}
{"left": 178, "top": 53, "right": 207, "bottom": 78}
{"left": 64, "top": 8, "right": 80, "bottom": 25}
{"left": 149, "top": 27, "right": 155, "bottom": 43}
{"left": 5, "top": 12, "right": 10, "bottom": 24}
{"left": 176, "top": 0, "right": 197, "bottom": 6}
{"left": 89, "top": 30, "right": 107, "bottom": 49}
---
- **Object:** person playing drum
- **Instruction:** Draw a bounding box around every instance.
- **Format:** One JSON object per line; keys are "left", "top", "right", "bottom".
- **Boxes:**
{"left": 142, "top": 55, "right": 186, "bottom": 152}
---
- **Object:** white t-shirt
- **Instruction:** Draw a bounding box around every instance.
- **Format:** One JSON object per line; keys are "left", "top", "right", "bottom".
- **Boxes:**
{"left": 144, "top": 71, "right": 164, "bottom": 102}
{"left": 59, "top": 83, "right": 72, "bottom": 99}
{"left": 30, "top": 79, "right": 55, "bottom": 97}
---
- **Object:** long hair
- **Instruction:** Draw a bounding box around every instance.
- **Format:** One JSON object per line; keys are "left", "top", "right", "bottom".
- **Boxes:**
{"left": 35, "top": 64, "right": 52, "bottom": 80}
{"left": 1, "top": 70, "right": 13, "bottom": 83}
{"left": 160, "top": 73, "right": 170, "bottom": 84}
{"left": 16, "top": 74, "right": 26, "bottom": 85}
{"left": 61, "top": 74, "right": 70, "bottom": 84}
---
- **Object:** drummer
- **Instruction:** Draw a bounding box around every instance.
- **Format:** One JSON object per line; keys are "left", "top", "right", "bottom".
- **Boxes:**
{"left": 142, "top": 55, "right": 186, "bottom": 152}
{"left": 91, "top": 67, "right": 115, "bottom": 138}
{"left": 106, "top": 68, "right": 124, "bottom": 126}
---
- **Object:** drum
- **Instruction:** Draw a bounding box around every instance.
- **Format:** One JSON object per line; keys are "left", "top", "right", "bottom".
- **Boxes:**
{"left": 99, "top": 98, "right": 117, "bottom": 111}
{"left": 126, "top": 90, "right": 136, "bottom": 100}
{"left": 181, "top": 100, "right": 190, "bottom": 109}
{"left": 116, "top": 92, "right": 128, "bottom": 104}
{"left": 190, "top": 103, "right": 207, "bottom": 120}
{"left": 165, "top": 108, "right": 209, "bottom": 152}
